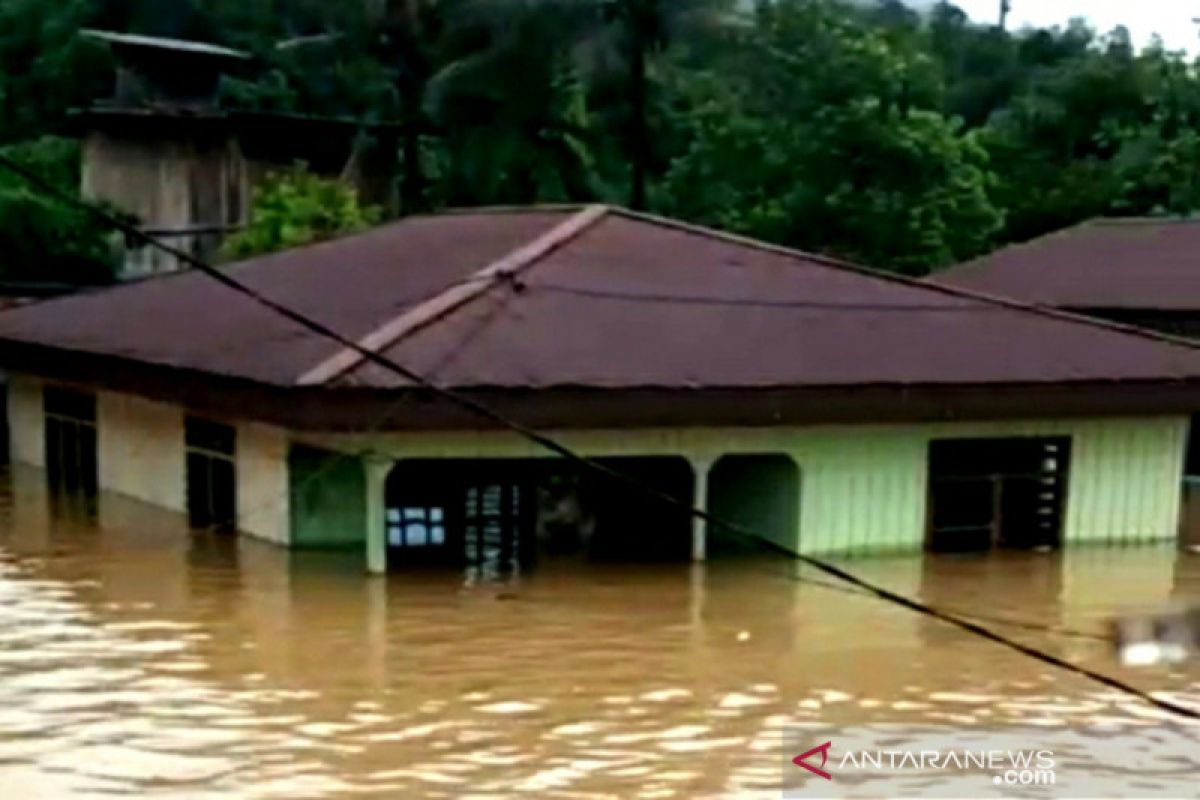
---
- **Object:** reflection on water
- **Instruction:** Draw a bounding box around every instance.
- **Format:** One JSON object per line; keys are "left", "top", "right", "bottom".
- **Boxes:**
{"left": 0, "top": 466, "right": 1196, "bottom": 798}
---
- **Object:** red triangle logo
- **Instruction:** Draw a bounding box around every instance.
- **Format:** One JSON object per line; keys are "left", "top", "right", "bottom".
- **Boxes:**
{"left": 793, "top": 741, "right": 833, "bottom": 781}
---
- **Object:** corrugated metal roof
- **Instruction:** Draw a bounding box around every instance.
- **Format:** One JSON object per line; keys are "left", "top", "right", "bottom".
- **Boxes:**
{"left": 6, "top": 207, "right": 1200, "bottom": 396}
{"left": 339, "top": 211, "right": 1200, "bottom": 389}
{"left": 0, "top": 210, "right": 572, "bottom": 385}
{"left": 936, "top": 218, "right": 1200, "bottom": 310}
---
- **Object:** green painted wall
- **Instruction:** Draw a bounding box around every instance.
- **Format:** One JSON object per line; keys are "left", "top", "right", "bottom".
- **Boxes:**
{"left": 288, "top": 446, "right": 366, "bottom": 549}
{"left": 297, "top": 415, "right": 1189, "bottom": 557}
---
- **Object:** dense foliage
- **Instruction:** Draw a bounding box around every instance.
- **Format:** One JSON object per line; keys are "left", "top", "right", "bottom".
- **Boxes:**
{"left": 222, "top": 167, "right": 381, "bottom": 259}
{"left": 3, "top": 0, "right": 1200, "bottom": 276}
{"left": 0, "top": 137, "right": 121, "bottom": 284}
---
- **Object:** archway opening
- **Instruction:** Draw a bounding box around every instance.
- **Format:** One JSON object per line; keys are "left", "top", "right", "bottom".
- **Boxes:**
{"left": 707, "top": 454, "right": 800, "bottom": 555}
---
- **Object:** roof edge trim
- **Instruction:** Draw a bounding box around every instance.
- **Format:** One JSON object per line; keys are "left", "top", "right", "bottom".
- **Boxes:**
{"left": 297, "top": 204, "right": 610, "bottom": 386}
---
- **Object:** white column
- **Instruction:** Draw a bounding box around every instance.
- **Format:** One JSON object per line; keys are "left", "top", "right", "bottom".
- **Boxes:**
{"left": 364, "top": 454, "right": 392, "bottom": 575}
{"left": 691, "top": 457, "right": 713, "bottom": 562}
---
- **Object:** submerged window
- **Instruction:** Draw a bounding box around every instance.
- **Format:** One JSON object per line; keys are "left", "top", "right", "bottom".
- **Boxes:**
{"left": 185, "top": 417, "right": 236, "bottom": 531}
{"left": 464, "top": 483, "right": 523, "bottom": 569}
{"left": 43, "top": 387, "right": 97, "bottom": 494}
{"left": 927, "top": 437, "right": 1071, "bottom": 552}
{"left": 387, "top": 506, "right": 448, "bottom": 548}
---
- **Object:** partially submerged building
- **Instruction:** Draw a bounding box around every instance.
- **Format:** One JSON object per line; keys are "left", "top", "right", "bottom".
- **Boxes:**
{"left": 937, "top": 216, "right": 1200, "bottom": 548}
{"left": 936, "top": 218, "right": 1200, "bottom": 336}
{"left": 3, "top": 206, "right": 1200, "bottom": 572}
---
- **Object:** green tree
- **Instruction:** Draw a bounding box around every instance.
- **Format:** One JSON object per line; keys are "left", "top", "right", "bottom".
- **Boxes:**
{"left": 661, "top": 0, "right": 1001, "bottom": 272}
{"left": 1109, "top": 49, "right": 1200, "bottom": 215}
{"left": 0, "top": 0, "right": 110, "bottom": 145}
{"left": 578, "top": 0, "right": 732, "bottom": 210}
{"left": 0, "top": 137, "right": 121, "bottom": 284}
{"left": 424, "top": 0, "right": 602, "bottom": 205}
{"left": 978, "top": 24, "right": 1171, "bottom": 240}
{"left": 222, "top": 167, "right": 381, "bottom": 259}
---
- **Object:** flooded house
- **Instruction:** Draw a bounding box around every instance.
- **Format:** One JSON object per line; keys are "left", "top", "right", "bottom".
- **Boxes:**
{"left": 2, "top": 206, "right": 1200, "bottom": 572}
{"left": 936, "top": 217, "right": 1200, "bottom": 548}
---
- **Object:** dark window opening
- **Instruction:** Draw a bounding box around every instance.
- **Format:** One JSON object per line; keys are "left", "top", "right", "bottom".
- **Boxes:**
{"left": 0, "top": 380, "right": 9, "bottom": 465}
{"left": 186, "top": 417, "right": 236, "bottom": 531}
{"left": 1185, "top": 416, "right": 1200, "bottom": 478}
{"left": 43, "top": 387, "right": 97, "bottom": 495}
{"left": 464, "top": 482, "right": 524, "bottom": 570}
{"left": 927, "top": 437, "right": 1070, "bottom": 553}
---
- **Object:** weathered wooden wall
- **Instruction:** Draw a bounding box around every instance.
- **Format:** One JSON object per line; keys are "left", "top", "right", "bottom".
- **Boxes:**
{"left": 81, "top": 131, "right": 248, "bottom": 275}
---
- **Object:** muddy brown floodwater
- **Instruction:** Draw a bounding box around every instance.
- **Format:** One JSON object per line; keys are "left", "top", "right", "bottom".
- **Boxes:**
{"left": 0, "top": 466, "right": 1197, "bottom": 798}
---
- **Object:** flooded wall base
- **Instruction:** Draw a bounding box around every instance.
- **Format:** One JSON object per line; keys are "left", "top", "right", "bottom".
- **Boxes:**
{"left": 5, "top": 377, "right": 1190, "bottom": 559}
{"left": 288, "top": 446, "right": 366, "bottom": 549}
{"left": 301, "top": 415, "right": 1189, "bottom": 558}
{"left": 7, "top": 375, "right": 289, "bottom": 545}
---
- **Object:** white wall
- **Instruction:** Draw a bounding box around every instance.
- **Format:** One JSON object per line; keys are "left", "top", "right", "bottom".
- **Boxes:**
{"left": 98, "top": 390, "right": 186, "bottom": 513}
{"left": 8, "top": 374, "right": 44, "bottom": 468}
{"left": 237, "top": 421, "right": 290, "bottom": 544}
{"left": 6, "top": 374, "right": 290, "bottom": 546}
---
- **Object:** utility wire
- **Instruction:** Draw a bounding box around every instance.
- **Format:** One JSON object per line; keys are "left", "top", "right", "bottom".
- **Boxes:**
{"left": 0, "top": 154, "right": 1194, "bottom": 721}
{"left": 783, "top": 566, "right": 1112, "bottom": 642}
{"left": 528, "top": 281, "right": 1006, "bottom": 312}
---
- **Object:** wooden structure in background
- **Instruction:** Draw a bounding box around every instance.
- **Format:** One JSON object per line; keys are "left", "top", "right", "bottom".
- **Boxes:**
{"left": 75, "top": 30, "right": 397, "bottom": 277}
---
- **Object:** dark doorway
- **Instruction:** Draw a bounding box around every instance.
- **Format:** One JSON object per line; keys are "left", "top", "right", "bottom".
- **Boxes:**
{"left": 43, "top": 387, "right": 98, "bottom": 495}
{"left": 1182, "top": 416, "right": 1200, "bottom": 551}
{"left": 586, "top": 457, "right": 694, "bottom": 561}
{"left": 927, "top": 437, "right": 1070, "bottom": 553}
{"left": 707, "top": 454, "right": 800, "bottom": 554}
{"left": 385, "top": 460, "right": 536, "bottom": 573}
{"left": 383, "top": 456, "right": 696, "bottom": 571}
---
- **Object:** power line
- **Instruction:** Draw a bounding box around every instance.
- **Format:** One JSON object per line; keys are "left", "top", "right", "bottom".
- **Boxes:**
{"left": 0, "top": 154, "right": 1194, "bottom": 721}
{"left": 784, "top": 567, "right": 1112, "bottom": 642}
{"left": 528, "top": 281, "right": 1009, "bottom": 312}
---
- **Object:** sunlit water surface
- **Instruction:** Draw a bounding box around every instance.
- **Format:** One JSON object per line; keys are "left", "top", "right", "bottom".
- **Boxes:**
{"left": 0, "top": 467, "right": 1196, "bottom": 798}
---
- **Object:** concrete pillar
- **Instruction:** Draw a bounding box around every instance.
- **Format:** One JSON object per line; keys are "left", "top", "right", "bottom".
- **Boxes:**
{"left": 691, "top": 457, "right": 713, "bottom": 562}
{"left": 364, "top": 454, "right": 392, "bottom": 575}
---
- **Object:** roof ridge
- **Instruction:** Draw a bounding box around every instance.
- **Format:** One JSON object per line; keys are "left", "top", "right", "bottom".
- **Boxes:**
{"left": 943, "top": 215, "right": 1200, "bottom": 278}
{"left": 936, "top": 219, "right": 1099, "bottom": 278}
{"left": 1091, "top": 215, "right": 1200, "bottom": 226}
{"left": 435, "top": 203, "right": 591, "bottom": 216}
{"left": 605, "top": 207, "right": 1200, "bottom": 354}
{"left": 297, "top": 204, "right": 609, "bottom": 386}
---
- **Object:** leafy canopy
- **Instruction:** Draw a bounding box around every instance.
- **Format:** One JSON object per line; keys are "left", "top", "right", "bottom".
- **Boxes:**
{"left": 222, "top": 167, "right": 381, "bottom": 260}
{"left": 0, "top": 137, "right": 120, "bottom": 284}
{"left": 6, "top": 0, "right": 1200, "bottom": 277}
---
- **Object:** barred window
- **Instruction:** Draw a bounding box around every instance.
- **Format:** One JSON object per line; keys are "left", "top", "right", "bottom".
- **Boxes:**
{"left": 43, "top": 387, "right": 97, "bottom": 494}
{"left": 185, "top": 417, "right": 236, "bottom": 531}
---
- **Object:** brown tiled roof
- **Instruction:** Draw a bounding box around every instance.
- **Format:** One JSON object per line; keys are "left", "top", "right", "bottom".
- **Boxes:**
{"left": 936, "top": 218, "right": 1200, "bottom": 310}
{"left": 5, "top": 207, "right": 1200, "bottom": 399}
